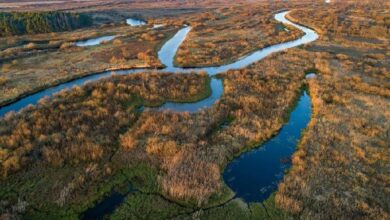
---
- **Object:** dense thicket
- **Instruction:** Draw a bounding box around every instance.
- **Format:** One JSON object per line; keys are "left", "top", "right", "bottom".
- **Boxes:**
{"left": 0, "top": 12, "right": 92, "bottom": 36}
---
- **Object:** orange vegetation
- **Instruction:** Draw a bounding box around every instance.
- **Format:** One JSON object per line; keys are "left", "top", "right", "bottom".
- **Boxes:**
{"left": 115, "top": 50, "right": 311, "bottom": 204}
{"left": 174, "top": 4, "right": 303, "bottom": 67}
{"left": 276, "top": 1, "right": 389, "bottom": 219}
{"left": 0, "top": 72, "right": 208, "bottom": 177}
{"left": 0, "top": 24, "right": 178, "bottom": 106}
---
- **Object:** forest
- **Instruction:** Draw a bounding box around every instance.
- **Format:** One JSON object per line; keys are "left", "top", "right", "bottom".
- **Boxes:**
{"left": 0, "top": 12, "right": 92, "bottom": 36}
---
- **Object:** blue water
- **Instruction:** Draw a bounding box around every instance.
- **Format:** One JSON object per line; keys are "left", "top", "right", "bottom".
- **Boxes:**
{"left": 0, "top": 11, "right": 319, "bottom": 216}
{"left": 158, "top": 26, "right": 191, "bottom": 70}
{"left": 0, "top": 11, "right": 318, "bottom": 119}
{"left": 162, "top": 12, "right": 318, "bottom": 76}
{"left": 75, "top": 35, "right": 116, "bottom": 47}
{"left": 157, "top": 78, "right": 223, "bottom": 112}
{"left": 223, "top": 91, "right": 312, "bottom": 202}
{"left": 153, "top": 24, "right": 165, "bottom": 29}
{"left": 75, "top": 17, "right": 147, "bottom": 47}
{"left": 83, "top": 185, "right": 135, "bottom": 220}
{"left": 126, "top": 18, "right": 146, "bottom": 26}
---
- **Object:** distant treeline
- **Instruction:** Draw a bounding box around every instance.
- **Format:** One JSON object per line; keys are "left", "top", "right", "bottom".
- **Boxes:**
{"left": 0, "top": 12, "right": 92, "bottom": 36}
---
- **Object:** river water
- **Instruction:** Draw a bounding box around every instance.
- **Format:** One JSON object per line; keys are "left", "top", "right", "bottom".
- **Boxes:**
{"left": 75, "top": 35, "right": 116, "bottom": 47}
{"left": 75, "top": 18, "right": 147, "bottom": 47}
{"left": 0, "top": 11, "right": 317, "bottom": 117}
{"left": 223, "top": 90, "right": 312, "bottom": 202}
{"left": 1, "top": 12, "right": 318, "bottom": 215}
{"left": 126, "top": 18, "right": 147, "bottom": 26}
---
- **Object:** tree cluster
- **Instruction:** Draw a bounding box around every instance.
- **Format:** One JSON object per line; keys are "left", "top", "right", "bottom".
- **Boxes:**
{"left": 0, "top": 12, "right": 92, "bottom": 36}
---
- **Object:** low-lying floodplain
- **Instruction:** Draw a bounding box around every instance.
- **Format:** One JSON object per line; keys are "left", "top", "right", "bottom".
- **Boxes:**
{"left": 0, "top": 0, "right": 389, "bottom": 219}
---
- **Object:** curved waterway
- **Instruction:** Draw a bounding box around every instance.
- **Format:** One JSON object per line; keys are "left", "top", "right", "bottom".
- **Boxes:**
{"left": 75, "top": 35, "right": 116, "bottom": 47}
{"left": 0, "top": 11, "right": 318, "bottom": 117}
{"left": 75, "top": 18, "right": 146, "bottom": 47}
{"left": 223, "top": 90, "right": 312, "bottom": 202}
{"left": 0, "top": 11, "right": 318, "bottom": 218}
{"left": 126, "top": 18, "right": 147, "bottom": 26}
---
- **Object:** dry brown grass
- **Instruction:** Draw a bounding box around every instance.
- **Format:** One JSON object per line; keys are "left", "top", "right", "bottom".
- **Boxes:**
{"left": 0, "top": 24, "right": 178, "bottom": 106}
{"left": 0, "top": 72, "right": 210, "bottom": 218}
{"left": 115, "top": 50, "right": 311, "bottom": 204}
{"left": 0, "top": 72, "right": 208, "bottom": 177}
{"left": 0, "top": 0, "right": 247, "bottom": 12}
{"left": 276, "top": 2, "right": 390, "bottom": 219}
{"left": 174, "top": 4, "right": 303, "bottom": 67}
{"left": 2, "top": 50, "right": 310, "bottom": 215}
{"left": 1, "top": 1, "right": 389, "bottom": 218}
{"left": 0, "top": 76, "right": 8, "bottom": 85}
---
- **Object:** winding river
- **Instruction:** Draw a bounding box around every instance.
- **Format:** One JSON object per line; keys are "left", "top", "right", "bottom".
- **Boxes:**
{"left": 75, "top": 18, "right": 148, "bottom": 47}
{"left": 0, "top": 11, "right": 317, "bottom": 116}
{"left": 75, "top": 35, "right": 116, "bottom": 47}
{"left": 1, "top": 11, "right": 319, "bottom": 216}
{"left": 223, "top": 90, "right": 312, "bottom": 202}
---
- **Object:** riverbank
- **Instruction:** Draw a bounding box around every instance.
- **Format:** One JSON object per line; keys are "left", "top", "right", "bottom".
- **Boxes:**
{"left": 174, "top": 5, "right": 304, "bottom": 68}
{"left": 275, "top": 3, "right": 390, "bottom": 218}
{"left": 0, "top": 72, "right": 211, "bottom": 218}
{"left": 0, "top": 25, "right": 178, "bottom": 107}
{"left": 0, "top": 9, "right": 320, "bottom": 218}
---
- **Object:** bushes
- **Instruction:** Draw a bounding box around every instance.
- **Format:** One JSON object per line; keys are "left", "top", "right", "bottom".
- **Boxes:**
{"left": 0, "top": 72, "right": 210, "bottom": 217}
{"left": 59, "top": 42, "right": 74, "bottom": 49}
{"left": 289, "top": 3, "right": 390, "bottom": 41}
{"left": 0, "top": 72, "right": 209, "bottom": 177}
{"left": 115, "top": 50, "right": 311, "bottom": 205}
{"left": 276, "top": 2, "right": 390, "bottom": 219}
{"left": 24, "top": 42, "right": 36, "bottom": 49}
{"left": 277, "top": 72, "right": 390, "bottom": 219}
{"left": 175, "top": 3, "right": 303, "bottom": 67}
{"left": 0, "top": 25, "right": 176, "bottom": 106}
{"left": 0, "top": 76, "right": 8, "bottom": 86}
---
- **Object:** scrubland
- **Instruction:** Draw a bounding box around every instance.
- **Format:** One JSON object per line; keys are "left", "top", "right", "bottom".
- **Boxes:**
{"left": 174, "top": 4, "right": 303, "bottom": 67}
{"left": 0, "top": 24, "right": 178, "bottom": 106}
{"left": 0, "top": 0, "right": 389, "bottom": 219}
{"left": 0, "top": 72, "right": 210, "bottom": 218}
{"left": 0, "top": 47, "right": 311, "bottom": 218}
{"left": 116, "top": 49, "right": 310, "bottom": 203}
{"left": 276, "top": 2, "right": 390, "bottom": 219}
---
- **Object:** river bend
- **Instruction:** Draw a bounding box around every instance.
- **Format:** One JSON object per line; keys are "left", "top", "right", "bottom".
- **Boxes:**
{"left": 0, "top": 11, "right": 318, "bottom": 116}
